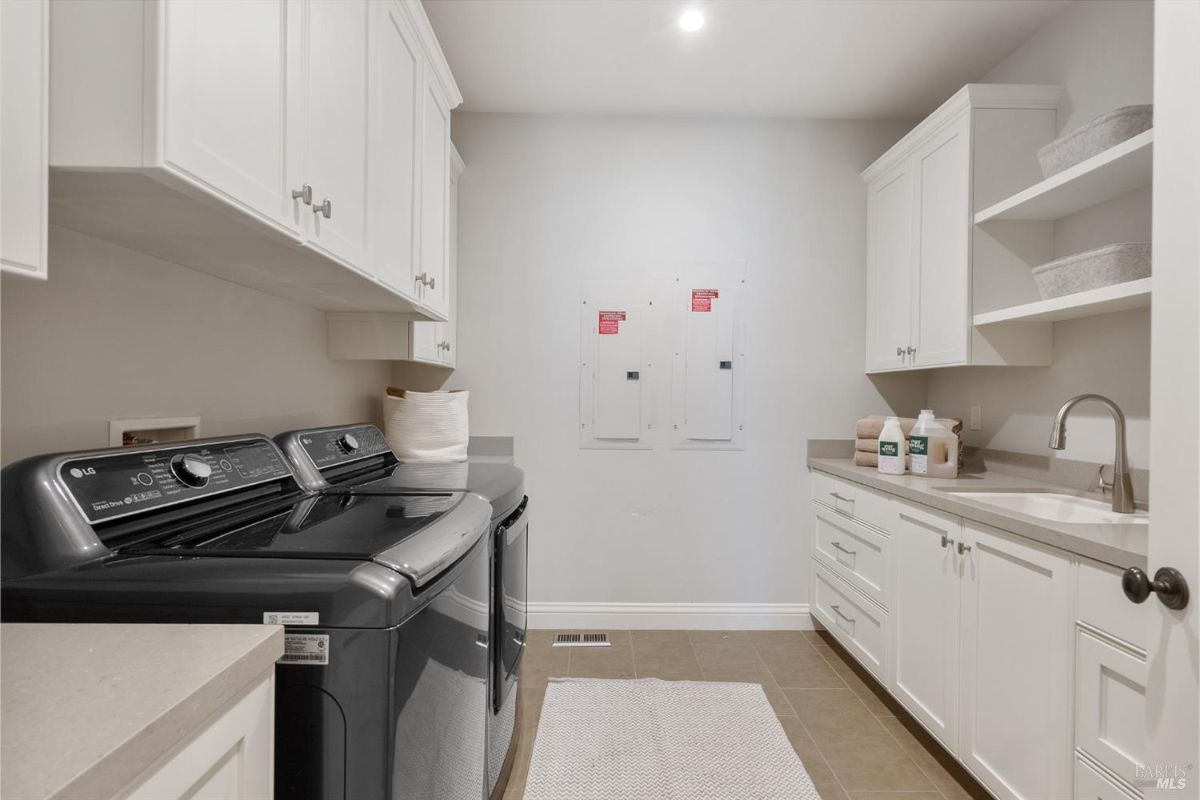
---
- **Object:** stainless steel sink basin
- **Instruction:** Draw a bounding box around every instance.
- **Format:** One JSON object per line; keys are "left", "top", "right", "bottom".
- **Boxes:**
{"left": 939, "top": 489, "right": 1149, "bottom": 525}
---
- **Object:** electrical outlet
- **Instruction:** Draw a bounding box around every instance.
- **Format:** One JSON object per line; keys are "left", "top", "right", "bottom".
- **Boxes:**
{"left": 969, "top": 406, "right": 982, "bottom": 431}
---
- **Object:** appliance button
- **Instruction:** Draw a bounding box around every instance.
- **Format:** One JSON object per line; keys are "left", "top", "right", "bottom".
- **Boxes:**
{"left": 338, "top": 433, "right": 360, "bottom": 454}
{"left": 170, "top": 454, "right": 212, "bottom": 488}
{"left": 136, "top": 472, "right": 154, "bottom": 486}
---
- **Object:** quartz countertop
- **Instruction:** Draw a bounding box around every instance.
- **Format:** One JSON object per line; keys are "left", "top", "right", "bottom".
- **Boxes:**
{"left": 808, "top": 457, "right": 1148, "bottom": 568}
{"left": 1, "top": 623, "right": 283, "bottom": 800}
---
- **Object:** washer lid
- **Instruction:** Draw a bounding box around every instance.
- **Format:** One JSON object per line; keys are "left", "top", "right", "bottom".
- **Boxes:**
{"left": 128, "top": 491, "right": 490, "bottom": 586}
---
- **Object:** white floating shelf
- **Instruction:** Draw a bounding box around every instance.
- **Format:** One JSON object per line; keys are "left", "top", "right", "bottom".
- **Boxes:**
{"left": 974, "top": 130, "right": 1153, "bottom": 224}
{"left": 973, "top": 278, "right": 1152, "bottom": 326}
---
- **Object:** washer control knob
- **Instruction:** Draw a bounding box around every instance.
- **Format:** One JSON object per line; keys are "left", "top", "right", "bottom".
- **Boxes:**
{"left": 338, "top": 433, "right": 360, "bottom": 454}
{"left": 171, "top": 454, "right": 212, "bottom": 488}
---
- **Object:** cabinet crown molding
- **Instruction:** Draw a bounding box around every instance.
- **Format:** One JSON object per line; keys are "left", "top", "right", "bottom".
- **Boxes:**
{"left": 401, "top": 0, "right": 463, "bottom": 110}
{"left": 861, "top": 83, "right": 1064, "bottom": 183}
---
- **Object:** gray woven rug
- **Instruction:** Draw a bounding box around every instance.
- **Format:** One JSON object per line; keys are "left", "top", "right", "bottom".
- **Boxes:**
{"left": 523, "top": 678, "right": 821, "bottom": 800}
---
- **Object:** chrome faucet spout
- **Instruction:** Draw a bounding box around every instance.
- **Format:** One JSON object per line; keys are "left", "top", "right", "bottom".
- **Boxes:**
{"left": 1047, "top": 394, "right": 1135, "bottom": 513}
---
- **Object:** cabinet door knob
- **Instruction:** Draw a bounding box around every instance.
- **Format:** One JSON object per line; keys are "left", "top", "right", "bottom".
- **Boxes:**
{"left": 941, "top": 534, "right": 951, "bottom": 549}
{"left": 896, "top": 346, "right": 905, "bottom": 357}
{"left": 906, "top": 346, "right": 916, "bottom": 356}
{"left": 956, "top": 541, "right": 971, "bottom": 555}
{"left": 291, "top": 184, "right": 312, "bottom": 205}
{"left": 1123, "top": 566, "right": 1190, "bottom": 610}
{"left": 444, "top": 342, "right": 451, "bottom": 352}
{"left": 313, "top": 198, "right": 332, "bottom": 219}
{"left": 427, "top": 276, "right": 436, "bottom": 289}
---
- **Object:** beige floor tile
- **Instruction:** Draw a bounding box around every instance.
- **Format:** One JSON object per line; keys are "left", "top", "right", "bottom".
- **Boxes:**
{"left": 784, "top": 688, "right": 890, "bottom": 745}
{"left": 631, "top": 639, "right": 704, "bottom": 681}
{"left": 816, "top": 736, "right": 936, "bottom": 792}
{"left": 805, "top": 761, "right": 851, "bottom": 800}
{"left": 687, "top": 629, "right": 750, "bottom": 647}
{"left": 877, "top": 715, "right": 991, "bottom": 799}
{"left": 759, "top": 645, "right": 847, "bottom": 689}
{"left": 747, "top": 629, "right": 815, "bottom": 653}
{"left": 692, "top": 642, "right": 773, "bottom": 681}
{"left": 567, "top": 644, "right": 636, "bottom": 679}
{"left": 630, "top": 629, "right": 692, "bottom": 647}
{"left": 846, "top": 793, "right": 943, "bottom": 800}
{"left": 777, "top": 715, "right": 828, "bottom": 767}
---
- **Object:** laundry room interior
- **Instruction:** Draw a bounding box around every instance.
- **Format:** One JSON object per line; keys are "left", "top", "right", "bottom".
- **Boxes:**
{"left": 1, "top": 1, "right": 1196, "bottom": 799}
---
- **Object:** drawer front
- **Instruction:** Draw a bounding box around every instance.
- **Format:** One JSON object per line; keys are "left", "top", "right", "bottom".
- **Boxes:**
{"left": 1077, "top": 558, "right": 1149, "bottom": 652}
{"left": 811, "top": 559, "right": 886, "bottom": 680}
{"left": 1076, "top": 628, "right": 1147, "bottom": 789}
{"left": 811, "top": 470, "right": 891, "bottom": 532}
{"left": 812, "top": 504, "right": 889, "bottom": 608}
{"left": 1075, "top": 754, "right": 1140, "bottom": 800}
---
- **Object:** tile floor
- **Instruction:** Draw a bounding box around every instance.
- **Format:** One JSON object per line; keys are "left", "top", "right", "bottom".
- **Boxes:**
{"left": 502, "top": 628, "right": 991, "bottom": 800}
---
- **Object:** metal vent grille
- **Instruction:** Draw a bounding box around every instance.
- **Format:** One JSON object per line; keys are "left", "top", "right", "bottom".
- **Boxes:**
{"left": 552, "top": 632, "right": 611, "bottom": 648}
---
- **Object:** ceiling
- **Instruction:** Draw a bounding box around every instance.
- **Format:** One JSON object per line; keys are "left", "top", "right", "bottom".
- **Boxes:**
{"left": 422, "top": 0, "right": 1072, "bottom": 119}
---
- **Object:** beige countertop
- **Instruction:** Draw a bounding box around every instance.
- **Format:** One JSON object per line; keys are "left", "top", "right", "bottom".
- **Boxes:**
{"left": 1, "top": 623, "right": 283, "bottom": 800}
{"left": 808, "top": 457, "right": 1148, "bottom": 569}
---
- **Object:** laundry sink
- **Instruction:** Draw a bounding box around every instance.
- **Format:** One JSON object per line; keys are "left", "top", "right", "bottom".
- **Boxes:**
{"left": 939, "top": 489, "right": 1149, "bottom": 525}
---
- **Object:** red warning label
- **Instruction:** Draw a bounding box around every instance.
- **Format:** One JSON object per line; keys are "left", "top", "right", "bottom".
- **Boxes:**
{"left": 691, "top": 289, "right": 719, "bottom": 312}
{"left": 598, "top": 311, "right": 626, "bottom": 334}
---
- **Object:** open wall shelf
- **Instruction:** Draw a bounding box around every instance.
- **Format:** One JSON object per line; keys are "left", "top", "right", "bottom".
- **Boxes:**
{"left": 973, "top": 278, "right": 1152, "bottom": 326}
{"left": 974, "top": 130, "right": 1153, "bottom": 224}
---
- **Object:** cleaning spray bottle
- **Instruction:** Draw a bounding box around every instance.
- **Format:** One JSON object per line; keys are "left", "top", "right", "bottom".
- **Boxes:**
{"left": 877, "top": 416, "right": 907, "bottom": 475}
{"left": 909, "top": 410, "right": 959, "bottom": 478}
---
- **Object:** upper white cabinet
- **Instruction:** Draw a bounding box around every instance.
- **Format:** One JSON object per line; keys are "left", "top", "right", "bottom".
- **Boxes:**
{"left": 862, "top": 84, "right": 1063, "bottom": 372}
{"left": 1, "top": 0, "right": 49, "bottom": 279}
{"left": 47, "top": 0, "right": 460, "bottom": 315}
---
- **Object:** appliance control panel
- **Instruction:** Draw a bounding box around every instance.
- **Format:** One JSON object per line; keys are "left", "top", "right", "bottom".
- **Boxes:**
{"left": 294, "top": 425, "right": 392, "bottom": 470}
{"left": 60, "top": 439, "right": 293, "bottom": 523}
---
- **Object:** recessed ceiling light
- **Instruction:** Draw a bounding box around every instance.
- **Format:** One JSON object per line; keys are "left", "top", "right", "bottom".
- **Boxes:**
{"left": 678, "top": 9, "right": 705, "bottom": 32}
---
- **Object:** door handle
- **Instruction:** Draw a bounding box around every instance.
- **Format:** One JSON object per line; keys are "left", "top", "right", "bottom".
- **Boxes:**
{"left": 829, "top": 604, "right": 855, "bottom": 624}
{"left": 1123, "top": 566, "right": 1190, "bottom": 610}
{"left": 313, "top": 198, "right": 332, "bottom": 219}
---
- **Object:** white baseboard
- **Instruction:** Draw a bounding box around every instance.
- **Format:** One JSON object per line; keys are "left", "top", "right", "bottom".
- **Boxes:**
{"left": 527, "top": 602, "right": 813, "bottom": 631}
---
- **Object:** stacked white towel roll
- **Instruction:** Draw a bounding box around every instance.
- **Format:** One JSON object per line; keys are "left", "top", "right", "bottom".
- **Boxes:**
{"left": 384, "top": 388, "right": 469, "bottom": 463}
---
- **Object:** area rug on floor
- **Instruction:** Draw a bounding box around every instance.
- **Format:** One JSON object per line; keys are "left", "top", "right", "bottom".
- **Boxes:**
{"left": 523, "top": 678, "right": 821, "bottom": 800}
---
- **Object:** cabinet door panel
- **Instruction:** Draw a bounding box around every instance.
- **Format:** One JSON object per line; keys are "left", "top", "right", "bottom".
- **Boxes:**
{"left": 865, "top": 164, "right": 913, "bottom": 371}
{"left": 912, "top": 114, "right": 970, "bottom": 368}
{"left": 890, "top": 501, "right": 961, "bottom": 751}
{"left": 959, "top": 523, "right": 1072, "bottom": 800}
{"left": 418, "top": 74, "right": 451, "bottom": 318}
{"left": 303, "top": 0, "right": 371, "bottom": 269}
{"left": 162, "top": 0, "right": 297, "bottom": 234}
{"left": 1, "top": 0, "right": 49, "bottom": 277}
{"left": 369, "top": 0, "right": 421, "bottom": 299}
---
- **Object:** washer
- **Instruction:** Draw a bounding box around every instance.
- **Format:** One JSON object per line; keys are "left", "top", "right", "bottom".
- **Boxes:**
{"left": 1, "top": 435, "right": 493, "bottom": 800}
{"left": 275, "top": 423, "right": 528, "bottom": 799}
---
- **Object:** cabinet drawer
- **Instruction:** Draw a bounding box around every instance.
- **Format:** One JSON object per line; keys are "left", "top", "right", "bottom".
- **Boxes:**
{"left": 812, "top": 504, "right": 888, "bottom": 608}
{"left": 811, "top": 470, "right": 891, "bottom": 532}
{"left": 1076, "top": 628, "right": 1147, "bottom": 790}
{"left": 1077, "top": 558, "right": 1148, "bottom": 652}
{"left": 811, "top": 560, "right": 886, "bottom": 680}
{"left": 1075, "top": 754, "right": 1140, "bottom": 800}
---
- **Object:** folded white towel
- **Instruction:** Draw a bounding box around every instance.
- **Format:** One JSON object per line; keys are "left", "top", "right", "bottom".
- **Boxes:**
{"left": 384, "top": 390, "right": 469, "bottom": 463}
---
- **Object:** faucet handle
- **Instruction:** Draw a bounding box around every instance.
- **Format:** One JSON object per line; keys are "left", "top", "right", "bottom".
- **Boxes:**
{"left": 1097, "top": 466, "right": 1114, "bottom": 496}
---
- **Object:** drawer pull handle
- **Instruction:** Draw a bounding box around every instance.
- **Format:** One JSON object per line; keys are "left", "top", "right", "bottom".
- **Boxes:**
{"left": 829, "top": 492, "right": 852, "bottom": 503}
{"left": 829, "top": 604, "right": 855, "bottom": 624}
{"left": 830, "top": 541, "right": 857, "bottom": 556}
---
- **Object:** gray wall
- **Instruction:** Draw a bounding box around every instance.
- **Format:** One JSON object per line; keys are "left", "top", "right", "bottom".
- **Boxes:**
{"left": 1, "top": 226, "right": 391, "bottom": 464}
{"left": 432, "top": 113, "right": 926, "bottom": 608}
{"left": 929, "top": 0, "right": 1154, "bottom": 469}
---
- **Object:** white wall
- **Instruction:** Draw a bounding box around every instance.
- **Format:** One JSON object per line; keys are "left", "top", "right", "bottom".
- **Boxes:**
{"left": 436, "top": 113, "right": 925, "bottom": 614}
{"left": 1, "top": 226, "right": 391, "bottom": 464}
{"left": 929, "top": 0, "right": 1154, "bottom": 469}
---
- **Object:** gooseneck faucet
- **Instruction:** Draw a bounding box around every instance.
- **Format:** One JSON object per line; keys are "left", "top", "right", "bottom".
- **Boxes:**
{"left": 1048, "top": 394, "right": 1135, "bottom": 513}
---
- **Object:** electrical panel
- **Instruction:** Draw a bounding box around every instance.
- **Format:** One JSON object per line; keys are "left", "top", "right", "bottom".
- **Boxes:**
{"left": 671, "top": 271, "right": 745, "bottom": 450}
{"left": 579, "top": 281, "right": 655, "bottom": 449}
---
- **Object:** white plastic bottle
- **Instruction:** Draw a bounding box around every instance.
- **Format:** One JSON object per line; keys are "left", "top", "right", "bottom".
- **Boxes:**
{"left": 909, "top": 410, "right": 959, "bottom": 478}
{"left": 877, "top": 416, "right": 907, "bottom": 475}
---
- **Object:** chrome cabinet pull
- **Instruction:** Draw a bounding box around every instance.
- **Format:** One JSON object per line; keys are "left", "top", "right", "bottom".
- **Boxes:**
{"left": 829, "top": 492, "right": 851, "bottom": 503}
{"left": 829, "top": 604, "right": 855, "bottom": 624}
{"left": 291, "top": 184, "right": 312, "bottom": 205}
{"left": 313, "top": 198, "right": 332, "bottom": 219}
{"left": 957, "top": 541, "right": 971, "bottom": 555}
{"left": 830, "top": 541, "right": 857, "bottom": 556}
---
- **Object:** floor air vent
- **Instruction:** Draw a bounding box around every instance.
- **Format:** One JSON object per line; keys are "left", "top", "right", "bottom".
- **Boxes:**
{"left": 552, "top": 632, "right": 611, "bottom": 648}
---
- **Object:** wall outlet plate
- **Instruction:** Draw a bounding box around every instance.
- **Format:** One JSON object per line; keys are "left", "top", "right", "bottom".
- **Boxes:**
{"left": 969, "top": 406, "right": 982, "bottom": 431}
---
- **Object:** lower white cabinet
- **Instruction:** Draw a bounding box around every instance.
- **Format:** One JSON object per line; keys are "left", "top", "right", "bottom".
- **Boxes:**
{"left": 120, "top": 670, "right": 275, "bottom": 800}
{"left": 889, "top": 501, "right": 961, "bottom": 752}
{"left": 810, "top": 470, "right": 1146, "bottom": 800}
{"left": 1, "top": 0, "right": 49, "bottom": 279}
{"left": 957, "top": 522, "right": 1073, "bottom": 800}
